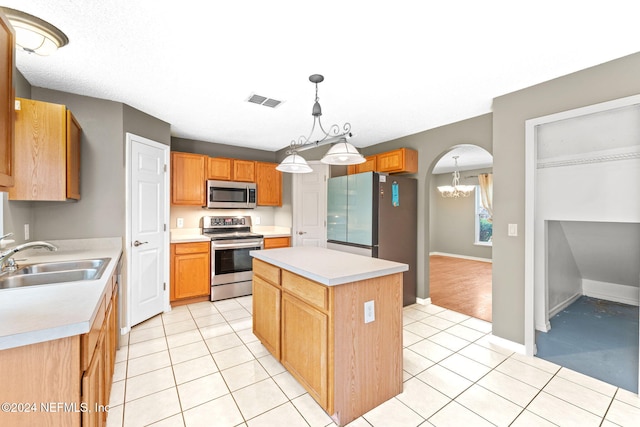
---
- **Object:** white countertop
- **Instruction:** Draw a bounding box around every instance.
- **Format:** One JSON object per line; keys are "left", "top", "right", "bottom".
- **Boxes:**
{"left": 170, "top": 226, "right": 292, "bottom": 243}
{"left": 0, "top": 237, "right": 123, "bottom": 350}
{"left": 253, "top": 226, "right": 291, "bottom": 238}
{"left": 250, "top": 246, "right": 408, "bottom": 286}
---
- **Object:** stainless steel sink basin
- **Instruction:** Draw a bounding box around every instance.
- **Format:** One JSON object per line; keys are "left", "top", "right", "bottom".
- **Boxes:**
{"left": 0, "top": 258, "right": 110, "bottom": 289}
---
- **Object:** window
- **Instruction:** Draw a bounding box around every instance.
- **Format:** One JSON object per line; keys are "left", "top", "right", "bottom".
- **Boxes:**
{"left": 475, "top": 185, "right": 492, "bottom": 245}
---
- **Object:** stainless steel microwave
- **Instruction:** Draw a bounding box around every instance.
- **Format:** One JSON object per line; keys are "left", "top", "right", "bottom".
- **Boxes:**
{"left": 206, "top": 180, "right": 257, "bottom": 209}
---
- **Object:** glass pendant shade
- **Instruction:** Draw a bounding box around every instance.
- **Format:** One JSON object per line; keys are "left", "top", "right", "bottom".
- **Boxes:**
{"left": 320, "top": 140, "right": 366, "bottom": 165}
{"left": 276, "top": 153, "right": 313, "bottom": 173}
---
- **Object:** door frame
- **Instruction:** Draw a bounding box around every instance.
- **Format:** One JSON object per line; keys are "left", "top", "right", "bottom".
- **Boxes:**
{"left": 124, "top": 133, "right": 170, "bottom": 334}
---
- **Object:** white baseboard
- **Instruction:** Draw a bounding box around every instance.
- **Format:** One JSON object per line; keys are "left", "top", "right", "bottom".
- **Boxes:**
{"left": 548, "top": 292, "right": 582, "bottom": 319}
{"left": 429, "top": 252, "right": 492, "bottom": 263}
{"left": 582, "top": 279, "right": 639, "bottom": 306}
{"left": 416, "top": 297, "right": 432, "bottom": 305}
{"left": 487, "top": 334, "right": 526, "bottom": 355}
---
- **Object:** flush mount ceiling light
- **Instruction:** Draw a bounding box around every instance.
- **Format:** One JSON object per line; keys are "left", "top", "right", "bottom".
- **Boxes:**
{"left": 437, "top": 156, "right": 475, "bottom": 198}
{"left": 277, "top": 74, "right": 365, "bottom": 173}
{"left": 0, "top": 7, "right": 69, "bottom": 56}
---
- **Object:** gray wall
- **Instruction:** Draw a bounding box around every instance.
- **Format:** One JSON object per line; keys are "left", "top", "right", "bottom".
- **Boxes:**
{"left": 4, "top": 79, "right": 171, "bottom": 242}
{"left": 492, "top": 51, "right": 640, "bottom": 344}
{"left": 430, "top": 167, "right": 493, "bottom": 260}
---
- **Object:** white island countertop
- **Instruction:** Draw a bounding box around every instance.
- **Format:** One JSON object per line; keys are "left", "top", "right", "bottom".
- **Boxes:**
{"left": 0, "top": 237, "right": 123, "bottom": 350}
{"left": 250, "top": 246, "right": 408, "bottom": 286}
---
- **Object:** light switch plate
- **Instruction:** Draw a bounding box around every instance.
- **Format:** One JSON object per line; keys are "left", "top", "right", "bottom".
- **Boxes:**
{"left": 24, "top": 224, "right": 30, "bottom": 240}
{"left": 176, "top": 218, "right": 184, "bottom": 228}
{"left": 508, "top": 223, "right": 518, "bottom": 237}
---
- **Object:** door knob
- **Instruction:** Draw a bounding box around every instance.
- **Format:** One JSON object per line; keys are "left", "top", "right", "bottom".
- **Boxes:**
{"left": 133, "top": 240, "right": 149, "bottom": 247}
{"left": 297, "top": 231, "right": 307, "bottom": 235}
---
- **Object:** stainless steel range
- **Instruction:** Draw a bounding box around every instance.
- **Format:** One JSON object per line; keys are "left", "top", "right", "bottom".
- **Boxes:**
{"left": 202, "top": 216, "right": 264, "bottom": 301}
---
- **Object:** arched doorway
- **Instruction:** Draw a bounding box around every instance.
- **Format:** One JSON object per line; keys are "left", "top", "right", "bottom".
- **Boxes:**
{"left": 428, "top": 144, "right": 493, "bottom": 321}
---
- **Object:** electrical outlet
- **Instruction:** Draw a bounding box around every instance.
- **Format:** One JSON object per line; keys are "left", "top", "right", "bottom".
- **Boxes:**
{"left": 177, "top": 218, "right": 184, "bottom": 228}
{"left": 254, "top": 216, "right": 261, "bottom": 225}
{"left": 364, "top": 300, "right": 375, "bottom": 323}
{"left": 24, "top": 224, "right": 30, "bottom": 240}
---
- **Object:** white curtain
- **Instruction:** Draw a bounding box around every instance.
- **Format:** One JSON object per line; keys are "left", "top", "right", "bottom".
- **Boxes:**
{"left": 478, "top": 173, "right": 493, "bottom": 222}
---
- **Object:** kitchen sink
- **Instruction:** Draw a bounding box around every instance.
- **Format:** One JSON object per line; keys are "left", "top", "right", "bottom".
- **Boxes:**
{"left": 0, "top": 258, "right": 110, "bottom": 289}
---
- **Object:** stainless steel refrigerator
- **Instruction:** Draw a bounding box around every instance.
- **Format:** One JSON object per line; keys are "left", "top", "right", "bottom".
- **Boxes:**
{"left": 327, "top": 172, "right": 417, "bottom": 306}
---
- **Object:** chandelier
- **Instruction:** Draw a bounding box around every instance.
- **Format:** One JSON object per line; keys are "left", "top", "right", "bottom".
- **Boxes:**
{"left": 0, "top": 7, "right": 69, "bottom": 56}
{"left": 277, "top": 74, "right": 365, "bottom": 173}
{"left": 437, "top": 156, "right": 475, "bottom": 198}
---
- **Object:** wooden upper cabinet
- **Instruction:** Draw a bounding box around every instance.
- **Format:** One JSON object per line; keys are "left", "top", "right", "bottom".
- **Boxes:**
{"left": 10, "top": 98, "right": 82, "bottom": 201}
{"left": 0, "top": 11, "right": 14, "bottom": 191}
{"left": 255, "top": 161, "right": 282, "bottom": 206}
{"left": 233, "top": 159, "right": 255, "bottom": 182}
{"left": 376, "top": 148, "right": 418, "bottom": 174}
{"left": 347, "top": 155, "right": 376, "bottom": 175}
{"left": 171, "top": 151, "right": 206, "bottom": 205}
{"left": 208, "top": 157, "right": 232, "bottom": 180}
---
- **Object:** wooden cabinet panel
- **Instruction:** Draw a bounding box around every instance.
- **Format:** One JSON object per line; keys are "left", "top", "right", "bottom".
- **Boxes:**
{"left": 66, "top": 112, "right": 81, "bottom": 199}
{"left": 252, "top": 275, "right": 281, "bottom": 359}
{"left": 232, "top": 159, "right": 256, "bottom": 182}
{"left": 253, "top": 258, "right": 280, "bottom": 285}
{"left": 347, "top": 155, "right": 376, "bottom": 175}
{"left": 0, "top": 11, "right": 14, "bottom": 190}
{"left": 255, "top": 161, "right": 282, "bottom": 206}
{"left": 81, "top": 295, "right": 106, "bottom": 371}
{"left": 171, "top": 152, "right": 206, "bottom": 205}
{"left": 263, "top": 236, "right": 291, "bottom": 249}
{"left": 10, "top": 98, "right": 82, "bottom": 201}
{"left": 170, "top": 242, "right": 210, "bottom": 301}
{"left": 281, "top": 292, "right": 329, "bottom": 408}
{"left": 282, "top": 270, "right": 328, "bottom": 310}
{"left": 376, "top": 148, "right": 418, "bottom": 174}
{"left": 208, "top": 157, "right": 232, "bottom": 180}
{"left": 82, "top": 332, "right": 104, "bottom": 427}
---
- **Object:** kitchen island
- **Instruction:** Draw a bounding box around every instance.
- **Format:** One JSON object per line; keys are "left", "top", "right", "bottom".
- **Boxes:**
{"left": 250, "top": 246, "right": 408, "bottom": 426}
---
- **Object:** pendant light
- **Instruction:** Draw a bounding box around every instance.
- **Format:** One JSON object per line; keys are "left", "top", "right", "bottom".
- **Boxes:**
{"left": 278, "top": 74, "right": 365, "bottom": 173}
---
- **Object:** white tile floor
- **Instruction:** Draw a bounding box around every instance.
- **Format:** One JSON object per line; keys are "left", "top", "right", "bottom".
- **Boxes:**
{"left": 105, "top": 297, "right": 640, "bottom": 427}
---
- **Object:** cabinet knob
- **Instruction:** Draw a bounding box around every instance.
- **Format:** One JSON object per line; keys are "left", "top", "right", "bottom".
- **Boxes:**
{"left": 133, "top": 240, "right": 149, "bottom": 247}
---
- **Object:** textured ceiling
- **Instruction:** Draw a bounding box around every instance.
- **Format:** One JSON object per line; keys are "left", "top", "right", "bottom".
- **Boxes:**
{"left": 6, "top": 0, "right": 640, "bottom": 166}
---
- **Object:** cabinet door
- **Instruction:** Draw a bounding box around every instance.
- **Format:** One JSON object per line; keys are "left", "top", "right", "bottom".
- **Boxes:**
{"left": 171, "top": 152, "right": 206, "bottom": 205}
{"left": 66, "top": 111, "right": 81, "bottom": 199}
{"left": 376, "top": 148, "right": 418, "bottom": 173}
{"left": 208, "top": 157, "right": 232, "bottom": 180}
{"left": 255, "top": 161, "right": 282, "bottom": 206}
{"left": 82, "top": 334, "right": 104, "bottom": 427}
{"left": 347, "top": 155, "right": 376, "bottom": 175}
{"left": 252, "top": 275, "right": 281, "bottom": 359}
{"left": 232, "top": 159, "right": 255, "bottom": 182}
{"left": 10, "top": 99, "right": 67, "bottom": 201}
{"left": 171, "top": 243, "right": 210, "bottom": 300}
{"left": 0, "top": 11, "right": 13, "bottom": 190}
{"left": 281, "top": 293, "right": 328, "bottom": 409}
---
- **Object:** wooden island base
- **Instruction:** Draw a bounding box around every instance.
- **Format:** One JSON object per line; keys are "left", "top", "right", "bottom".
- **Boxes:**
{"left": 252, "top": 256, "right": 404, "bottom": 426}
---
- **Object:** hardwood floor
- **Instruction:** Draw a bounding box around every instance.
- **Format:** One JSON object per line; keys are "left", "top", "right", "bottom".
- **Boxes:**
{"left": 429, "top": 255, "right": 492, "bottom": 322}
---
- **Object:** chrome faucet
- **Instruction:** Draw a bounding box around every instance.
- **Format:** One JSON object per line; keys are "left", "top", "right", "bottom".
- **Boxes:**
{"left": 0, "top": 241, "right": 58, "bottom": 272}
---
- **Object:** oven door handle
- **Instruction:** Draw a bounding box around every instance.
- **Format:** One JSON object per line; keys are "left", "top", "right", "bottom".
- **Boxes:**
{"left": 211, "top": 241, "right": 263, "bottom": 249}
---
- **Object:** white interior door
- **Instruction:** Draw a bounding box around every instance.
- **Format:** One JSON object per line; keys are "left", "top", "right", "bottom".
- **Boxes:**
{"left": 292, "top": 161, "right": 328, "bottom": 247}
{"left": 127, "top": 133, "right": 169, "bottom": 327}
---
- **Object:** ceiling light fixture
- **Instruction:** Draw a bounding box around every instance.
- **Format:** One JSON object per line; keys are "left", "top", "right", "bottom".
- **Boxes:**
{"left": 437, "top": 156, "right": 475, "bottom": 198}
{"left": 277, "top": 74, "right": 365, "bottom": 173}
{"left": 0, "top": 7, "right": 69, "bottom": 56}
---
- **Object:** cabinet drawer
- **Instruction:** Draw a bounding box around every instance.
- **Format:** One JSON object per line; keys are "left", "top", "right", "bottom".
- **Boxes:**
{"left": 282, "top": 270, "right": 327, "bottom": 310}
{"left": 264, "top": 237, "right": 291, "bottom": 249}
{"left": 253, "top": 259, "right": 280, "bottom": 285}
{"left": 81, "top": 295, "right": 106, "bottom": 371}
{"left": 174, "top": 241, "right": 209, "bottom": 255}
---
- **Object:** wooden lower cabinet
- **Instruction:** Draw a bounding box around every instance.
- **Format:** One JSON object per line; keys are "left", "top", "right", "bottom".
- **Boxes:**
{"left": 170, "top": 242, "right": 210, "bottom": 303}
{"left": 252, "top": 259, "right": 403, "bottom": 426}
{"left": 0, "top": 271, "right": 119, "bottom": 427}
{"left": 281, "top": 292, "right": 329, "bottom": 408}
{"left": 263, "top": 236, "right": 290, "bottom": 249}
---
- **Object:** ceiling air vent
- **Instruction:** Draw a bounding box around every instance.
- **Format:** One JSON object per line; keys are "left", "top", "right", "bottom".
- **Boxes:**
{"left": 247, "top": 93, "right": 283, "bottom": 108}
